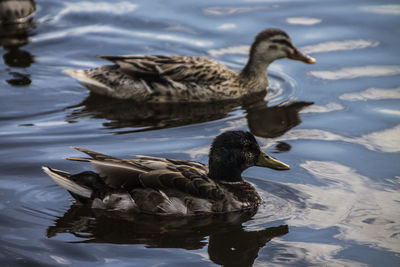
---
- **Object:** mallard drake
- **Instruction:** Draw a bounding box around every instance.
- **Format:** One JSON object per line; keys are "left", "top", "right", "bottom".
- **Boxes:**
{"left": 42, "top": 131, "right": 290, "bottom": 215}
{"left": 64, "top": 28, "right": 316, "bottom": 102}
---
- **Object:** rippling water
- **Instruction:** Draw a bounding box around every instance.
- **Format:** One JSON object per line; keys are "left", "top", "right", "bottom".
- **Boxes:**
{"left": 1, "top": 0, "right": 399, "bottom": 266}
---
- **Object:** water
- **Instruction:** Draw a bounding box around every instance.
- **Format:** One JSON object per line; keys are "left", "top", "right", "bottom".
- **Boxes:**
{"left": 1, "top": 0, "right": 399, "bottom": 266}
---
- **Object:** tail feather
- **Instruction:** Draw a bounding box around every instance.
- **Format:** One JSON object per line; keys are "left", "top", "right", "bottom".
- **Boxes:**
{"left": 63, "top": 69, "right": 113, "bottom": 95}
{"left": 65, "top": 157, "right": 91, "bottom": 162}
{"left": 71, "top": 146, "right": 115, "bottom": 161}
{"left": 42, "top": 166, "right": 92, "bottom": 198}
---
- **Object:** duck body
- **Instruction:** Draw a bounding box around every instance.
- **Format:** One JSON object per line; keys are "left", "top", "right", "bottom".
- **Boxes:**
{"left": 43, "top": 131, "right": 290, "bottom": 216}
{"left": 43, "top": 164, "right": 261, "bottom": 215}
{"left": 64, "top": 28, "right": 315, "bottom": 103}
{"left": 66, "top": 55, "right": 249, "bottom": 102}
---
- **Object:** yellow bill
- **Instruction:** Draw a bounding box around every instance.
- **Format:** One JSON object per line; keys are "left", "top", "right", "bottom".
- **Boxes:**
{"left": 256, "top": 151, "right": 290, "bottom": 170}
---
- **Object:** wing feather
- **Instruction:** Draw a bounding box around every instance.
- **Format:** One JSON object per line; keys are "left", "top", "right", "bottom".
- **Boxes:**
{"left": 97, "top": 55, "right": 235, "bottom": 84}
{"left": 67, "top": 147, "right": 151, "bottom": 188}
{"left": 65, "top": 147, "right": 225, "bottom": 203}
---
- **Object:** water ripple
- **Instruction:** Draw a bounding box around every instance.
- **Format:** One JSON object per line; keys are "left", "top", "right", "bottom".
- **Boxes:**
{"left": 301, "top": 40, "right": 379, "bottom": 54}
{"left": 286, "top": 17, "right": 322, "bottom": 25}
{"left": 360, "top": 5, "right": 400, "bottom": 15}
{"left": 339, "top": 87, "right": 400, "bottom": 101}
{"left": 269, "top": 240, "right": 368, "bottom": 266}
{"left": 52, "top": 1, "right": 138, "bottom": 22}
{"left": 301, "top": 102, "right": 344, "bottom": 113}
{"left": 216, "top": 23, "right": 237, "bottom": 30}
{"left": 203, "top": 5, "right": 274, "bottom": 16}
{"left": 377, "top": 109, "right": 400, "bottom": 116}
{"left": 49, "top": 255, "right": 70, "bottom": 265}
{"left": 278, "top": 125, "right": 400, "bottom": 153}
{"left": 250, "top": 159, "right": 400, "bottom": 260}
{"left": 209, "top": 39, "right": 379, "bottom": 58}
{"left": 310, "top": 65, "right": 400, "bottom": 80}
{"left": 208, "top": 45, "right": 248, "bottom": 57}
{"left": 252, "top": 160, "right": 400, "bottom": 256}
{"left": 33, "top": 26, "right": 212, "bottom": 47}
{"left": 294, "top": 161, "right": 400, "bottom": 253}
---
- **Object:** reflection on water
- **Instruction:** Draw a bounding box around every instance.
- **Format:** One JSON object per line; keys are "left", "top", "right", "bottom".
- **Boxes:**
{"left": 209, "top": 39, "right": 379, "bottom": 58}
{"left": 360, "top": 4, "right": 400, "bottom": 15}
{"left": 249, "top": 160, "right": 400, "bottom": 263}
{"left": 67, "top": 93, "right": 240, "bottom": 133}
{"left": 295, "top": 161, "right": 400, "bottom": 253}
{"left": 51, "top": 1, "right": 138, "bottom": 22}
{"left": 269, "top": 239, "right": 365, "bottom": 266}
{"left": 0, "top": 0, "right": 36, "bottom": 85}
{"left": 277, "top": 125, "right": 400, "bottom": 153}
{"left": 208, "top": 45, "right": 249, "bottom": 58}
{"left": 286, "top": 17, "right": 322, "bottom": 26}
{"left": 203, "top": 6, "right": 274, "bottom": 16}
{"left": 296, "top": 102, "right": 343, "bottom": 114}
{"left": 5, "top": 71, "right": 31, "bottom": 86}
{"left": 245, "top": 100, "right": 313, "bottom": 138}
{"left": 340, "top": 87, "right": 400, "bottom": 101}
{"left": 3, "top": 48, "right": 34, "bottom": 68}
{"left": 34, "top": 24, "right": 213, "bottom": 48}
{"left": 47, "top": 204, "right": 288, "bottom": 267}
{"left": 360, "top": 125, "right": 400, "bottom": 153}
{"left": 216, "top": 23, "right": 236, "bottom": 30}
{"left": 301, "top": 40, "right": 379, "bottom": 54}
{"left": 0, "top": 0, "right": 36, "bottom": 24}
{"left": 310, "top": 65, "right": 400, "bottom": 80}
{"left": 67, "top": 93, "right": 312, "bottom": 137}
{"left": 376, "top": 109, "right": 400, "bottom": 116}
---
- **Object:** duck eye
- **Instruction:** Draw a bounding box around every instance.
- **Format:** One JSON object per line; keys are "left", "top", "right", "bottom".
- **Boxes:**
{"left": 271, "top": 39, "right": 293, "bottom": 48}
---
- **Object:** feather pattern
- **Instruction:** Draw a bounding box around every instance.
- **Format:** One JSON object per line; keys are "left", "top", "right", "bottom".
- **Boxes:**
{"left": 64, "top": 28, "right": 315, "bottom": 102}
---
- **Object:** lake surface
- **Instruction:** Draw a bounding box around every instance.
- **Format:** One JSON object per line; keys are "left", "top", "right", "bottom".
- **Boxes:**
{"left": 1, "top": 0, "right": 400, "bottom": 266}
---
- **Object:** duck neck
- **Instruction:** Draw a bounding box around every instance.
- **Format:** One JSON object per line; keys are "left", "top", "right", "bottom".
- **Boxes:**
{"left": 208, "top": 166, "right": 243, "bottom": 183}
{"left": 208, "top": 159, "right": 245, "bottom": 183}
{"left": 239, "top": 56, "right": 270, "bottom": 92}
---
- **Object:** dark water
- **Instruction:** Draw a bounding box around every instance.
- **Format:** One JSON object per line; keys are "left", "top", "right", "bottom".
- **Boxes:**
{"left": 1, "top": 0, "right": 399, "bottom": 266}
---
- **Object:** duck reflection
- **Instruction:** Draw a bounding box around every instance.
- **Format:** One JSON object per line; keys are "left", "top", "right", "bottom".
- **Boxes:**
{"left": 244, "top": 99, "right": 313, "bottom": 139}
{"left": 47, "top": 204, "right": 288, "bottom": 266}
{"left": 67, "top": 93, "right": 312, "bottom": 137}
{"left": 0, "top": 0, "right": 36, "bottom": 85}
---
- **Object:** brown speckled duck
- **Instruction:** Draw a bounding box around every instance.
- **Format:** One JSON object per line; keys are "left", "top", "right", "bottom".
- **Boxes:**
{"left": 64, "top": 28, "right": 316, "bottom": 102}
{"left": 42, "top": 131, "right": 290, "bottom": 216}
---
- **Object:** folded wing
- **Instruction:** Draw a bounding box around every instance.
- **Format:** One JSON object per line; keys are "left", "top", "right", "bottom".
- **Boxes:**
{"left": 67, "top": 147, "right": 223, "bottom": 201}
{"left": 98, "top": 55, "right": 235, "bottom": 84}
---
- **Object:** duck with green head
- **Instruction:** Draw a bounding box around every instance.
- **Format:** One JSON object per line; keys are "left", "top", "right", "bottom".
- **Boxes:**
{"left": 64, "top": 28, "right": 315, "bottom": 102}
{"left": 43, "top": 131, "right": 290, "bottom": 215}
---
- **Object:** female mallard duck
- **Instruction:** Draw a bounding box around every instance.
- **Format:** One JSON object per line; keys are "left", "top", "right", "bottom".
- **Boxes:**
{"left": 64, "top": 28, "right": 315, "bottom": 102}
{"left": 42, "top": 131, "right": 290, "bottom": 215}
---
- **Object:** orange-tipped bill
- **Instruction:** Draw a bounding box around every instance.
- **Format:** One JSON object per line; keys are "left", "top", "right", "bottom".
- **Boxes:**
{"left": 289, "top": 48, "right": 316, "bottom": 64}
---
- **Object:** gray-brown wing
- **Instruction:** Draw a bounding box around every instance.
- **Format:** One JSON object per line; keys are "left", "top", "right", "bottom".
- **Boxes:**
{"left": 127, "top": 156, "right": 219, "bottom": 200}
{"left": 136, "top": 168, "right": 224, "bottom": 201}
{"left": 98, "top": 55, "right": 236, "bottom": 84}
{"left": 66, "top": 147, "right": 153, "bottom": 188}
{"left": 66, "top": 148, "right": 214, "bottom": 197}
{"left": 135, "top": 155, "right": 209, "bottom": 174}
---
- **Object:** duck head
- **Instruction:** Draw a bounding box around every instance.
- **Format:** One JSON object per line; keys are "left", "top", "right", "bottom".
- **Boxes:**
{"left": 208, "top": 131, "right": 290, "bottom": 183}
{"left": 242, "top": 28, "right": 316, "bottom": 75}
